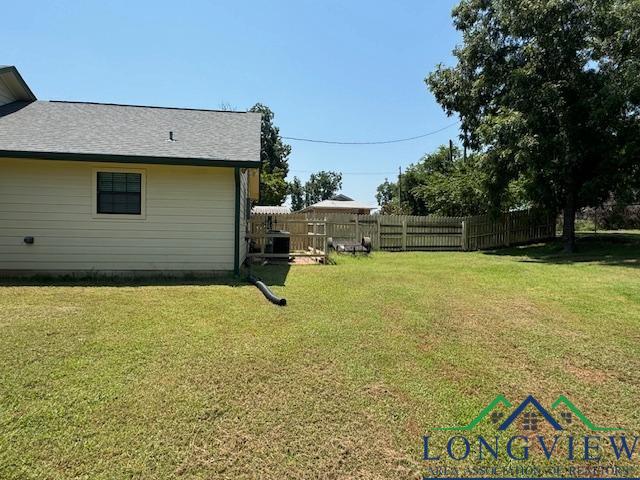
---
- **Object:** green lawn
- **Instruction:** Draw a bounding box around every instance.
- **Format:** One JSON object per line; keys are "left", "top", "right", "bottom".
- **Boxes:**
{"left": 1, "top": 233, "right": 639, "bottom": 479}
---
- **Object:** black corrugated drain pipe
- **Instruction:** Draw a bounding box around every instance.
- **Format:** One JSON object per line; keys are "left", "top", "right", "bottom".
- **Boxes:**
{"left": 248, "top": 275, "right": 287, "bottom": 306}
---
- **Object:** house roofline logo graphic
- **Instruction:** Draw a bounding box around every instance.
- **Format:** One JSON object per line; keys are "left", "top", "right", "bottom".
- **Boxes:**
{"left": 435, "top": 394, "right": 622, "bottom": 432}
{"left": 498, "top": 395, "right": 562, "bottom": 430}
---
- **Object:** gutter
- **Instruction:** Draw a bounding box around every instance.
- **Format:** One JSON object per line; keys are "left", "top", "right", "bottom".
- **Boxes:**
{"left": 0, "top": 150, "right": 261, "bottom": 169}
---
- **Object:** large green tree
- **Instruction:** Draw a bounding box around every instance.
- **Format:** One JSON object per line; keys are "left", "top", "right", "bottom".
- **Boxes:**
{"left": 286, "top": 171, "right": 344, "bottom": 211}
{"left": 304, "top": 171, "right": 343, "bottom": 206}
{"left": 376, "top": 145, "right": 513, "bottom": 216}
{"left": 411, "top": 153, "right": 489, "bottom": 217}
{"left": 288, "top": 176, "right": 305, "bottom": 211}
{"left": 427, "top": 0, "right": 640, "bottom": 251}
{"left": 375, "top": 179, "right": 405, "bottom": 214}
{"left": 402, "top": 145, "right": 465, "bottom": 215}
{"left": 249, "top": 103, "right": 291, "bottom": 205}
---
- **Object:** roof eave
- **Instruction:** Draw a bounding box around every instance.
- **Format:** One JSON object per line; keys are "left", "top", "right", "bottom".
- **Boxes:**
{"left": 0, "top": 150, "right": 261, "bottom": 168}
{"left": 0, "top": 66, "right": 36, "bottom": 102}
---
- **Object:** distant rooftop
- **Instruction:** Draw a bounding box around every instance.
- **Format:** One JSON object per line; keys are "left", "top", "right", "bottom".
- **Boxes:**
{"left": 301, "top": 198, "right": 373, "bottom": 212}
{"left": 252, "top": 205, "right": 291, "bottom": 214}
{"left": 330, "top": 194, "right": 354, "bottom": 201}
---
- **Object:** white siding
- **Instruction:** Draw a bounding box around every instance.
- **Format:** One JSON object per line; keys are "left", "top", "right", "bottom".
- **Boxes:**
{"left": 238, "top": 169, "right": 249, "bottom": 265}
{"left": 0, "top": 77, "right": 15, "bottom": 106}
{"left": 0, "top": 158, "right": 237, "bottom": 273}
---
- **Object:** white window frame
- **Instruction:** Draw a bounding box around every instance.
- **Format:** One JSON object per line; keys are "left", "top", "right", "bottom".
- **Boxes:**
{"left": 91, "top": 167, "right": 147, "bottom": 220}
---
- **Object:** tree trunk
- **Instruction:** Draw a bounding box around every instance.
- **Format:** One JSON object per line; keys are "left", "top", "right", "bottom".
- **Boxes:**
{"left": 562, "top": 189, "right": 576, "bottom": 253}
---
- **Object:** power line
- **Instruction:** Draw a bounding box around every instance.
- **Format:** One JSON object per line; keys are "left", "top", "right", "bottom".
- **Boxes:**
{"left": 282, "top": 121, "right": 459, "bottom": 145}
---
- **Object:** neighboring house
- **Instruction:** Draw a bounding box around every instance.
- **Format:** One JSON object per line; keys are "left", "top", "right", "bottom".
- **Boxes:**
{"left": 251, "top": 205, "right": 290, "bottom": 215}
{"left": 300, "top": 194, "right": 373, "bottom": 215}
{"left": 0, "top": 66, "right": 260, "bottom": 276}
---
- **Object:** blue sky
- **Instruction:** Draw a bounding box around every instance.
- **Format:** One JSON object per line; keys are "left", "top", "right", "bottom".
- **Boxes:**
{"left": 2, "top": 0, "right": 461, "bottom": 206}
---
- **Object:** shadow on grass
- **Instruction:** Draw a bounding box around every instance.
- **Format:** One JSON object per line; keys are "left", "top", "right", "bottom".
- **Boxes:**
{"left": 246, "top": 263, "right": 291, "bottom": 287}
{"left": 482, "top": 231, "right": 640, "bottom": 268}
{"left": 0, "top": 273, "right": 243, "bottom": 288}
{"left": 1, "top": 261, "right": 293, "bottom": 289}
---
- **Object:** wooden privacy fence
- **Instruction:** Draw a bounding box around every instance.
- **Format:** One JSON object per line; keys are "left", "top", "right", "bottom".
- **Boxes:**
{"left": 463, "top": 210, "right": 556, "bottom": 250}
{"left": 248, "top": 209, "right": 555, "bottom": 253}
{"left": 321, "top": 214, "right": 466, "bottom": 251}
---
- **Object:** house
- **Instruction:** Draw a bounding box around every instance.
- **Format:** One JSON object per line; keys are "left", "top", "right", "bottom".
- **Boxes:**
{"left": 0, "top": 66, "right": 260, "bottom": 276}
{"left": 299, "top": 194, "right": 373, "bottom": 215}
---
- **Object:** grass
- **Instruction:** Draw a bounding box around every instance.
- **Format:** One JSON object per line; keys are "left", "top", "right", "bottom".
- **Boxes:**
{"left": 0, "top": 232, "right": 639, "bottom": 479}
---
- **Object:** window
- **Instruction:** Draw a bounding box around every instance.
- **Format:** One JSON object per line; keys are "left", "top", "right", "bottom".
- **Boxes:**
{"left": 96, "top": 172, "right": 142, "bottom": 215}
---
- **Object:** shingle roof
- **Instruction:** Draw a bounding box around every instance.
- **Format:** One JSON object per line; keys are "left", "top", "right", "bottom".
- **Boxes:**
{"left": 303, "top": 199, "right": 373, "bottom": 211}
{"left": 0, "top": 100, "right": 261, "bottom": 166}
{"left": 252, "top": 205, "right": 291, "bottom": 214}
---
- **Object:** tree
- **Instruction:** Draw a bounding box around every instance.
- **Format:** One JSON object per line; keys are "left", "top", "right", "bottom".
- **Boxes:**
{"left": 402, "top": 145, "right": 461, "bottom": 215}
{"left": 289, "top": 176, "right": 305, "bottom": 211}
{"left": 304, "top": 171, "right": 343, "bottom": 206}
{"left": 427, "top": 0, "right": 640, "bottom": 251}
{"left": 376, "top": 144, "right": 519, "bottom": 216}
{"left": 249, "top": 103, "right": 291, "bottom": 205}
{"left": 377, "top": 178, "right": 412, "bottom": 214}
{"left": 260, "top": 173, "right": 289, "bottom": 207}
{"left": 375, "top": 179, "right": 401, "bottom": 214}
{"left": 411, "top": 153, "right": 489, "bottom": 217}
{"left": 286, "top": 171, "right": 344, "bottom": 210}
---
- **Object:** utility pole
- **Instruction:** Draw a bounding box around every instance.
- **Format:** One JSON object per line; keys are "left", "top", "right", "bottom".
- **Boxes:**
{"left": 398, "top": 166, "right": 402, "bottom": 213}
{"left": 449, "top": 139, "right": 454, "bottom": 162}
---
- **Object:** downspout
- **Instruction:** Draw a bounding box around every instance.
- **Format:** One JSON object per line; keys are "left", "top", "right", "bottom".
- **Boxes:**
{"left": 234, "top": 167, "right": 241, "bottom": 275}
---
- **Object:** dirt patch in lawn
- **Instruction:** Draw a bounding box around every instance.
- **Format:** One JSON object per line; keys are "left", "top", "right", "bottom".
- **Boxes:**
{"left": 564, "top": 361, "right": 611, "bottom": 385}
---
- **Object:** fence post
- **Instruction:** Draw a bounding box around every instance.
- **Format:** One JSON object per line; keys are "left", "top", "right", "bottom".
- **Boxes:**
{"left": 461, "top": 220, "right": 468, "bottom": 251}
{"left": 376, "top": 215, "right": 381, "bottom": 251}
{"left": 402, "top": 218, "right": 407, "bottom": 251}
{"left": 323, "top": 217, "right": 328, "bottom": 262}
{"left": 355, "top": 214, "right": 360, "bottom": 241}
{"left": 505, "top": 213, "right": 511, "bottom": 247}
{"left": 312, "top": 221, "right": 317, "bottom": 254}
